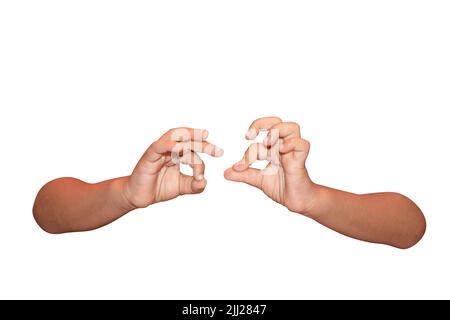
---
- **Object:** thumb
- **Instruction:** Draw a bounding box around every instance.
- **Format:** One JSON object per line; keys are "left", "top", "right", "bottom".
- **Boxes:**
{"left": 179, "top": 175, "right": 208, "bottom": 195}
{"left": 224, "top": 167, "right": 262, "bottom": 189}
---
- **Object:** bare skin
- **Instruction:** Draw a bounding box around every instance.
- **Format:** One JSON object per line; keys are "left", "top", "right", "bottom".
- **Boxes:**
{"left": 224, "top": 117, "right": 426, "bottom": 249}
{"left": 33, "top": 127, "right": 224, "bottom": 233}
{"left": 34, "top": 119, "right": 426, "bottom": 248}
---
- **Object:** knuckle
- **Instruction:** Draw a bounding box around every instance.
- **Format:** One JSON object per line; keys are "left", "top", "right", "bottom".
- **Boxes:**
{"left": 149, "top": 141, "right": 158, "bottom": 150}
{"left": 291, "top": 137, "right": 302, "bottom": 145}
{"left": 286, "top": 122, "right": 301, "bottom": 131}
{"left": 250, "top": 119, "right": 260, "bottom": 127}
{"left": 302, "top": 139, "right": 311, "bottom": 151}
{"left": 165, "top": 128, "right": 175, "bottom": 135}
{"left": 169, "top": 127, "right": 190, "bottom": 140}
{"left": 269, "top": 117, "right": 282, "bottom": 126}
{"left": 270, "top": 116, "right": 282, "bottom": 122}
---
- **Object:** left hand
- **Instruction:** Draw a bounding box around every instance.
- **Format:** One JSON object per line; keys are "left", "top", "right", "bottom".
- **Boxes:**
{"left": 224, "top": 117, "right": 316, "bottom": 215}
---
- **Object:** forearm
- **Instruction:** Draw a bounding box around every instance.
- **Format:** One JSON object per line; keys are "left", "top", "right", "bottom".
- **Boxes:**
{"left": 33, "top": 176, "right": 135, "bottom": 233}
{"left": 305, "top": 184, "right": 426, "bottom": 249}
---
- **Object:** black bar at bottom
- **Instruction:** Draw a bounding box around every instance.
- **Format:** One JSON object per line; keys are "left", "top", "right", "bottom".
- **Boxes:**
{"left": 0, "top": 300, "right": 430, "bottom": 318}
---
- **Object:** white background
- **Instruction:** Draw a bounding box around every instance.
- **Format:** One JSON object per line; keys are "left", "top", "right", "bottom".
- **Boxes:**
{"left": 0, "top": 1, "right": 449, "bottom": 299}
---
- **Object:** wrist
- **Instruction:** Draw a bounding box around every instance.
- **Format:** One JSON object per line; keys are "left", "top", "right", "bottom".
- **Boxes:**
{"left": 112, "top": 176, "right": 138, "bottom": 212}
{"left": 300, "top": 182, "right": 322, "bottom": 219}
{"left": 301, "top": 183, "right": 329, "bottom": 220}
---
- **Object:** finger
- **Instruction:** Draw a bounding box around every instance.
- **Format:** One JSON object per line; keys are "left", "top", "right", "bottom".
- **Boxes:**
{"left": 224, "top": 167, "right": 262, "bottom": 189}
{"left": 179, "top": 151, "right": 205, "bottom": 181}
{"left": 163, "top": 127, "right": 209, "bottom": 142}
{"left": 279, "top": 138, "right": 310, "bottom": 154}
{"left": 232, "top": 143, "right": 268, "bottom": 172}
{"left": 280, "top": 138, "right": 310, "bottom": 156}
{"left": 246, "top": 116, "right": 282, "bottom": 140}
{"left": 181, "top": 141, "right": 224, "bottom": 157}
{"left": 146, "top": 140, "right": 183, "bottom": 162}
{"left": 264, "top": 122, "right": 301, "bottom": 147}
{"left": 179, "top": 174, "right": 208, "bottom": 195}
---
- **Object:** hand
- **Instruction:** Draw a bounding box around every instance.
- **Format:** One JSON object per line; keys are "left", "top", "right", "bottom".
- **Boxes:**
{"left": 224, "top": 117, "right": 316, "bottom": 215}
{"left": 124, "top": 127, "right": 224, "bottom": 208}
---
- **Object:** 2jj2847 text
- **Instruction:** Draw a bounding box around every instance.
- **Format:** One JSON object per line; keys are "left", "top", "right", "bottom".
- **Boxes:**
{"left": 226, "top": 305, "right": 266, "bottom": 317}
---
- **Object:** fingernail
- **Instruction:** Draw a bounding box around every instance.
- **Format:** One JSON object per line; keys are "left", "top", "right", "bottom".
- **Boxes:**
{"left": 197, "top": 174, "right": 204, "bottom": 181}
{"left": 202, "top": 130, "right": 209, "bottom": 139}
{"left": 246, "top": 129, "right": 257, "bottom": 140}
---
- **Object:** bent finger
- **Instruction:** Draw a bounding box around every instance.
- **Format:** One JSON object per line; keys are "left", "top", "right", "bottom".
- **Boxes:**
{"left": 246, "top": 116, "right": 282, "bottom": 140}
{"left": 279, "top": 138, "right": 310, "bottom": 154}
{"left": 182, "top": 141, "right": 224, "bottom": 157}
{"left": 265, "top": 122, "right": 301, "bottom": 147}
{"left": 145, "top": 140, "right": 183, "bottom": 162}
{"left": 163, "top": 127, "right": 209, "bottom": 142}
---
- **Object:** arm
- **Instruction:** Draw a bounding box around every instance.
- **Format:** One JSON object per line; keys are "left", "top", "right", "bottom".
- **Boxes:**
{"left": 33, "top": 127, "right": 223, "bottom": 234}
{"left": 307, "top": 185, "right": 426, "bottom": 249}
{"left": 33, "top": 177, "right": 133, "bottom": 234}
{"left": 225, "top": 117, "right": 426, "bottom": 249}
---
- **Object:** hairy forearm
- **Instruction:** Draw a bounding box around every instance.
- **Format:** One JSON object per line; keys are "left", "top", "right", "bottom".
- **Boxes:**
{"left": 33, "top": 177, "right": 135, "bottom": 234}
{"left": 304, "top": 184, "right": 426, "bottom": 249}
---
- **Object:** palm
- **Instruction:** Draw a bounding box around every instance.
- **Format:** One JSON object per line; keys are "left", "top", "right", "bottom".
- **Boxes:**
{"left": 259, "top": 153, "right": 313, "bottom": 212}
{"left": 260, "top": 164, "right": 286, "bottom": 205}
{"left": 151, "top": 164, "right": 185, "bottom": 203}
{"left": 128, "top": 158, "right": 203, "bottom": 208}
